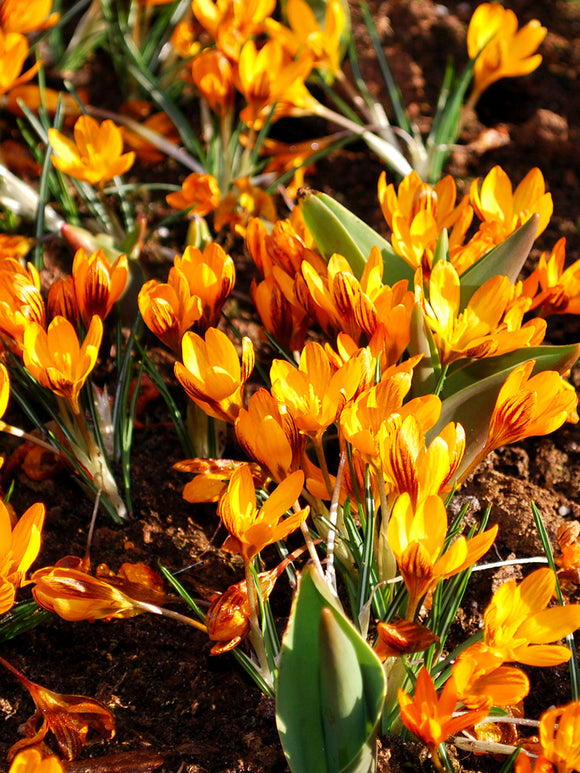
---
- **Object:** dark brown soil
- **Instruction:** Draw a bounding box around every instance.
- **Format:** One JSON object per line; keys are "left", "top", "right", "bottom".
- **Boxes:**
{"left": 2, "top": 1, "right": 580, "bottom": 771}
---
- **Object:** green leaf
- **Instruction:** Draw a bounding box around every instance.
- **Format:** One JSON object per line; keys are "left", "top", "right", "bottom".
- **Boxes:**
{"left": 298, "top": 188, "right": 412, "bottom": 284}
{"left": 0, "top": 600, "right": 54, "bottom": 643}
{"left": 459, "top": 215, "right": 538, "bottom": 310}
{"left": 277, "top": 566, "right": 386, "bottom": 773}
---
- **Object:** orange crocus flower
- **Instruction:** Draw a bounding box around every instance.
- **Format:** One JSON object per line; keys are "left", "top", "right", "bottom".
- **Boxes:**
{"left": 22, "top": 315, "right": 103, "bottom": 414}
{"left": 530, "top": 702, "right": 580, "bottom": 773}
{"left": 0, "top": 656, "right": 115, "bottom": 762}
{"left": 480, "top": 360, "right": 578, "bottom": 460}
{"left": 0, "top": 361, "right": 9, "bottom": 417}
{"left": 270, "top": 340, "right": 366, "bottom": 442}
{"left": 0, "top": 498, "right": 45, "bottom": 615}
{"left": 0, "top": 258, "right": 45, "bottom": 352}
{"left": 387, "top": 492, "right": 498, "bottom": 619}
{"left": 423, "top": 260, "right": 522, "bottom": 366}
{"left": 264, "top": 0, "right": 345, "bottom": 78}
{"left": 378, "top": 171, "right": 473, "bottom": 275}
{"left": 72, "top": 248, "right": 128, "bottom": 325}
{"left": 235, "top": 39, "right": 315, "bottom": 128}
{"left": 476, "top": 568, "right": 580, "bottom": 667}
{"left": 49, "top": 115, "right": 135, "bottom": 187}
{"left": 191, "top": 49, "right": 235, "bottom": 117}
{"left": 0, "top": 31, "right": 41, "bottom": 97}
{"left": 467, "top": 3, "right": 547, "bottom": 106}
{"left": 139, "top": 243, "right": 235, "bottom": 353}
{"left": 166, "top": 172, "right": 221, "bottom": 216}
{"left": 9, "top": 749, "right": 64, "bottom": 773}
{"left": 470, "top": 165, "right": 552, "bottom": 246}
{"left": 528, "top": 238, "right": 580, "bottom": 316}
{"left": 0, "top": 0, "right": 59, "bottom": 33}
{"left": 218, "top": 463, "right": 309, "bottom": 562}
{"left": 47, "top": 274, "right": 78, "bottom": 323}
{"left": 175, "top": 327, "right": 254, "bottom": 423}
{"left": 382, "top": 415, "right": 465, "bottom": 507}
{"left": 173, "top": 243, "right": 235, "bottom": 330}
{"left": 192, "top": 0, "right": 276, "bottom": 61}
{"left": 452, "top": 646, "right": 530, "bottom": 710}
{"left": 398, "top": 667, "right": 488, "bottom": 766}
{"left": 235, "top": 388, "right": 305, "bottom": 483}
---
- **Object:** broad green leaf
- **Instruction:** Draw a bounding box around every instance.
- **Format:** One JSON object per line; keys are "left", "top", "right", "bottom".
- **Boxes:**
{"left": 299, "top": 188, "right": 413, "bottom": 284}
{"left": 459, "top": 215, "right": 539, "bottom": 310}
{"left": 277, "top": 566, "right": 386, "bottom": 773}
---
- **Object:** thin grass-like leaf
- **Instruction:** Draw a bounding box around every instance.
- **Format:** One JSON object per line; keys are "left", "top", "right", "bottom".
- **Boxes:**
{"left": 532, "top": 501, "right": 580, "bottom": 702}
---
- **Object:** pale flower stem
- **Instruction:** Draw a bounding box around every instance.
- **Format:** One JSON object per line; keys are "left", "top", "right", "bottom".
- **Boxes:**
{"left": 376, "top": 471, "right": 397, "bottom": 584}
{"left": 298, "top": 516, "right": 325, "bottom": 577}
{"left": 313, "top": 434, "right": 334, "bottom": 499}
{"left": 0, "top": 421, "right": 59, "bottom": 454}
{"left": 243, "top": 560, "right": 273, "bottom": 682}
{"left": 135, "top": 601, "right": 207, "bottom": 632}
{"left": 325, "top": 450, "right": 347, "bottom": 595}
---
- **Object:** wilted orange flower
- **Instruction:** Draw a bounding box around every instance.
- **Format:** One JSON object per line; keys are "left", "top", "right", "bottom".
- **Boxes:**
{"left": 556, "top": 521, "right": 580, "bottom": 588}
{"left": 374, "top": 619, "right": 439, "bottom": 662}
{"left": 218, "top": 463, "right": 309, "bottom": 562}
{"left": 49, "top": 115, "right": 135, "bottom": 186}
{"left": 378, "top": 171, "right": 473, "bottom": 274}
{"left": 388, "top": 492, "right": 497, "bottom": 619}
{"left": 467, "top": 3, "right": 547, "bottom": 106}
{"left": 0, "top": 656, "right": 115, "bottom": 762}
{"left": 0, "top": 498, "right": 45, "bottom": 615}
{"left": 0, "top": 0, "right": 59, "bottom": 33}
{"left": 175, "top": 458, "right": 264, "bottom": 504}
{"left": 166, "top": 172, "right": 221, "bottom": 216}
{"left": 9, "top": 749, "right": 64, "bottom": 773}
{"left": 192, "top": 0, "right": 276, "bottom": 61}
{"left": 235, "top": 39, "right": 315, "bottom": 128}
{"left": 31, "top": 564, "right": 169, "bottom": 622}
{"left": 5, "top": 86, "right": 85, "bottom": 118}
{"left": 206, "top": 564, "right": 281, "bottom": 654}
{"left": 398, "top": 667, "right": 488, "bottom": 764}
{"left": 170, "top": 20, "right": 200, "bottom": 59}
{"left": 22, "top": 315, "right": 103, "bottom": 414}
{"left": 0, "top": 258, "right": 45, "bottom": 351}
{"left": 470, "top": 166, "right": 552, "bottom": 246}
{"left": 191, "top": 49, "right": 235, "bottom": 117}
{"left": 264, "top": 0, "right": 345, "bottom": 78}
{"left": 72, "top": 248, "right": 128, "bottom": 325}
{"left": 175, "top": 327, "right": 254, "bottom": 423}
{"left": 0, "top": 31, "right": 41, "bottom": 97}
